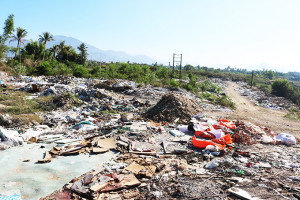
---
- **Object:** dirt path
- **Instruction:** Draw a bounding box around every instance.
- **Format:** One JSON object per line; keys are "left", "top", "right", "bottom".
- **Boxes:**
{"left": 207, "top": 82, "right": 300, "bottom": 136}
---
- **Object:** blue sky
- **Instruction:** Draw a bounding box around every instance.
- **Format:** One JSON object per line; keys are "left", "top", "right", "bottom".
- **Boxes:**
{"left": 0, "top": 0, "right": 300, "bottom": 72}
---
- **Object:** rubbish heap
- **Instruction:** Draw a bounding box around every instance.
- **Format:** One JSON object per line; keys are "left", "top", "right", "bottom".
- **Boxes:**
{"left": 40, "top": 101, "right": 299, "bottom": 199}
{"left": 143, "top": 93, "right": 203, "bottom": 123}
{"left": 0, "top": 75, "right": 299, "bottom": 199}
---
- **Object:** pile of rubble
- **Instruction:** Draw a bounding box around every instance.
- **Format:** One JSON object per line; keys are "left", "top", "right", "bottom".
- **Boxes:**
{"left": 0, "top": 75, "right": 299, "bottom": 200}
{"left": 143, "top": 93, "right": 203, "bottom": 123}
{"left": 39, "top": 112, "right": 300, "bottom": 200}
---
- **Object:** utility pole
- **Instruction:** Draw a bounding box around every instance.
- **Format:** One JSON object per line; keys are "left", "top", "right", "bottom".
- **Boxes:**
{"left": 179, "top": 54, "right": 182, "bottom": 80}
{"left": 172, "top": 53, "right": 182, "bottom": 80}
{"left": 100, "top": 61, "right": 102, "bottom": 74}
{"left": 251, "top": 70, "right": 254, "bottom": 88}
{"left": 172, "top": 53, "right": 175, "bottom": 77}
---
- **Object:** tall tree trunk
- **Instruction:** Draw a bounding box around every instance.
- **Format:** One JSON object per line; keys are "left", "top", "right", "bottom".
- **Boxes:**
{"left": 13, "top": 41, "right": 20, "bottom": 66}
{"left": 42, "top": 46, "right": 46, "bottom": 61}
{"left": 19, "top": 45, "right": 21, "bottom": 64}
{"left": 42, "top": 42, "right": 47, "bottom": 61}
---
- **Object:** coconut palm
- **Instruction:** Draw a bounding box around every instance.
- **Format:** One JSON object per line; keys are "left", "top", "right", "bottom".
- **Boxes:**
{"left": 10, "top": 27, "right": 28, "bottom": 65}
{"left": 58, "top": 41, "right": 65, "bottom": 61}
{"left": 77, "top": 43, "right": 88, "bottom": 65}
{"left": 64, "top": 45, "right": 73, "bottom": 61}
{"left": 38, "top": 32, "right": 54, "bottom": 60}
{"left": 49, "top": 44, "right": 59, "bottom": 62}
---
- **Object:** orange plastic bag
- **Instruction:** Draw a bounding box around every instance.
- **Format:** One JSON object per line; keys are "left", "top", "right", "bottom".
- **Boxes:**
{"left": 219, "top": 119, "right": 236, "bottom": 130}
{"left": 192, "top": 136, "right": 225, "bottom": 150}
{"left": 211, "top": 134, "right": 232, "bottom": 145}
{"left": 195, "top": 131, "right": 215, "bottom": 139}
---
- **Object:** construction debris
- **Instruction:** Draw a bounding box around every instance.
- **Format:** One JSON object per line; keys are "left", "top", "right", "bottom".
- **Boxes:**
{"left": 0, "top": 75, "right": 299, "bottom": 200}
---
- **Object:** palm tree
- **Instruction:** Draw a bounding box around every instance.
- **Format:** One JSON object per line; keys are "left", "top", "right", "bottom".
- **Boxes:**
{"left": 49, "top": 44, "right": 59, "bottom": 62}
{"left": 58, "top": 41, "right": 65, "bottom": 62}
{"left": 10, "top": 27, "right": 28, "bottom": 65}
{"left": 64, "top": 45, "right": 72, "bottom": 61}
{"left": 38, "top": 32, "right": 54, "bottom": 61}
{"left": 77, "top": 43, "right": 88, "bottom": 65}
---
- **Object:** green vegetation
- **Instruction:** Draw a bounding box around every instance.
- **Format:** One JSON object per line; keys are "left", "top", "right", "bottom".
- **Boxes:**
{"left": 285, "top": 107, "right": 300, "bottom": 120}
{"left": 10, "top": 27, "right": 28, "bottom": 65}
{"left": 271, "top": 79, "right": 300, "bottom": 105}
{"left": 0, "top": 14, "right": 299, "bottom": 109}
{"left": 0, "top": 14, "right": 14, "bottom": 60}
{"left": 0, "top": 91, "right": 81, "bottom": 115}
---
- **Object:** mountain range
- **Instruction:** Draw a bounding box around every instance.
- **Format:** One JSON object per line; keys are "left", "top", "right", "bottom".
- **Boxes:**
{"left": 7, "top": 35, "right": 157, "bottom": 64}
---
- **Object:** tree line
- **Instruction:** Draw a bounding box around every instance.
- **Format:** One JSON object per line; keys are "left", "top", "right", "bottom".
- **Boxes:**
{"left": 0, "top": 14, "right": 88, "bottom": 67}
{"left": 0, "top": 14, "right": 299, "bottom": 107}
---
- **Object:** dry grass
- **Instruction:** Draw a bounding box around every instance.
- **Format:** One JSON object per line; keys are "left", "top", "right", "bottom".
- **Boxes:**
{"left": 0, "top": 91, "right": 54, "bottom": 115}
{"left": 0, "top": 62, "right": 11, "bottom": 75}
{"left": 13, "top": 114, "right": 43, "bottom": 124}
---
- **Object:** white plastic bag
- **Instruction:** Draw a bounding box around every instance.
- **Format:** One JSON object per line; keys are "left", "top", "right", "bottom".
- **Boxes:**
{"left": 276, "top": 133, "right": 296, "bottom": 145}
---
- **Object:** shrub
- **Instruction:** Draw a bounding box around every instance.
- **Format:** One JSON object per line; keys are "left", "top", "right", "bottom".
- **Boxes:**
{"left": 259, "top": 84, "right": 271, "bottom": 94}
{"left": 272, "top": 79, "right": 291, "bottom": 97}
{"left": 36, "top": 61, "right": 53, "bottom": 75}
{"left": 216, "top": 95, "right": 235, "bottom": 109}
{"left": 53, "top": 63, "right": 71, "bottom": 76}
{"left": 11, "top": 64, "right": 27, "bottom": 76}
{"left": 169, "top": 79, "right": 179, "bottom": 88}
{"left": 72, "top": 65, "right": 89, "bottom": 77}
{"left": 200, "top": 80, "right": 222, "bottom": 94}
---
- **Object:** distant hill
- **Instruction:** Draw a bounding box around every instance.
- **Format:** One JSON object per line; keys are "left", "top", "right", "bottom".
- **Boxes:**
{"left": 50, "top": 35, "right": 157, "bottom": 64}
{"left": 6, "top": 35, "right": 157, "bottom": 64}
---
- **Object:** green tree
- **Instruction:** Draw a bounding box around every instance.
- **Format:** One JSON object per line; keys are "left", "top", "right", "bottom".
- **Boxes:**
{"left": 49, "top": 44, "right": 59, "bottom": 62}
{"left": 184, "top": 64, "right": 195, "bottom": 71}
{"left": 77, "top": 43, "right": 88, "bottom": 65}
{"left": 264, "top": 70, "right": 274, "bottom": 80}
{"left": 0, "top": 14, "right": 14, "bottom": 59}
{"left": 58, "top": 41, "right": 65, "bottom": 62}
{"left": 23, "top": 40, "right": 44, "bottom": 60}
{"left": 272, "top": 78, "right": 291, "bottom": 97}
{"left": 64, "top": 45, "right": 72, "bottom": 61}
{"left": 9, "top": 27, "right": 28, "bottom": 65}
{"left": 38, "top": 32, "right": 54, "bottom": 60}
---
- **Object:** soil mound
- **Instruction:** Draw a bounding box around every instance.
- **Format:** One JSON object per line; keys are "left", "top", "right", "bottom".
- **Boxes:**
{"left": 144, "top": 93, "right": 203, "bottom": 123}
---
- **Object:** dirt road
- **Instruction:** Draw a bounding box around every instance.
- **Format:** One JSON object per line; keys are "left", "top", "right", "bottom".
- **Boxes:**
{"left": 207, "top": 82, "right": 300, "bottom": 136}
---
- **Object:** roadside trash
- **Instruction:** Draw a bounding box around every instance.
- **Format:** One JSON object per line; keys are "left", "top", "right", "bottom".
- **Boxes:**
{"left": 192, "top": 136, "right": 224, "bottom": 150}
{"left": 261, "top": 135, "right": 274, "bottom": 144}
{"left": 72, "top": 121, "right": 97, "bottom": 131}
{"left": 219, "top": 119, "right": 236, "bottom": 129}
{"left": 275, "top": 133, "right": 296, "bottom": 145}
{"left": 0, "top": 75, "right": 298, "bottom": 199}
{"left": 169, "top": 130, "right": 185, "bottom": 137}
{"left": 205, "top": 160, "right": 219, "bottom": 169}
{"left": 211, "top": 134, "right": 232, "bottom": 145}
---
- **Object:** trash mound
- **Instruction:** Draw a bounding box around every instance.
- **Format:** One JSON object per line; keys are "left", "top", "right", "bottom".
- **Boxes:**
{"left": 94, "top": 80, "right": 135, "bottom": 92}
{"left": 143, "top": 93, "right": 203, "bottom": 123}
{"left": 94, "top": 79, "right": 117, "bottom": 90}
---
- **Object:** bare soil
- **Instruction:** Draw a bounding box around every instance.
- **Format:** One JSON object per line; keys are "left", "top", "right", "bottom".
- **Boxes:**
{"left": 207, "top": 82, "right": 300, "bottom": 137}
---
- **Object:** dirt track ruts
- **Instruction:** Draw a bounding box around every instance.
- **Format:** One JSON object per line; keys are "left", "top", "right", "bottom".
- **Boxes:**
{"left": 207, "top": 82, "right": 300, "bottom": 137}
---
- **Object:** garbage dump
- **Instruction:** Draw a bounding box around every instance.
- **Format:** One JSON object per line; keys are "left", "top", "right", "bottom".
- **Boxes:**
{"left": 0, "top": 74, "right": 299, "bottom": 199}
{"left": 40, "top": 111, "right": 300, "bottom": 200}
